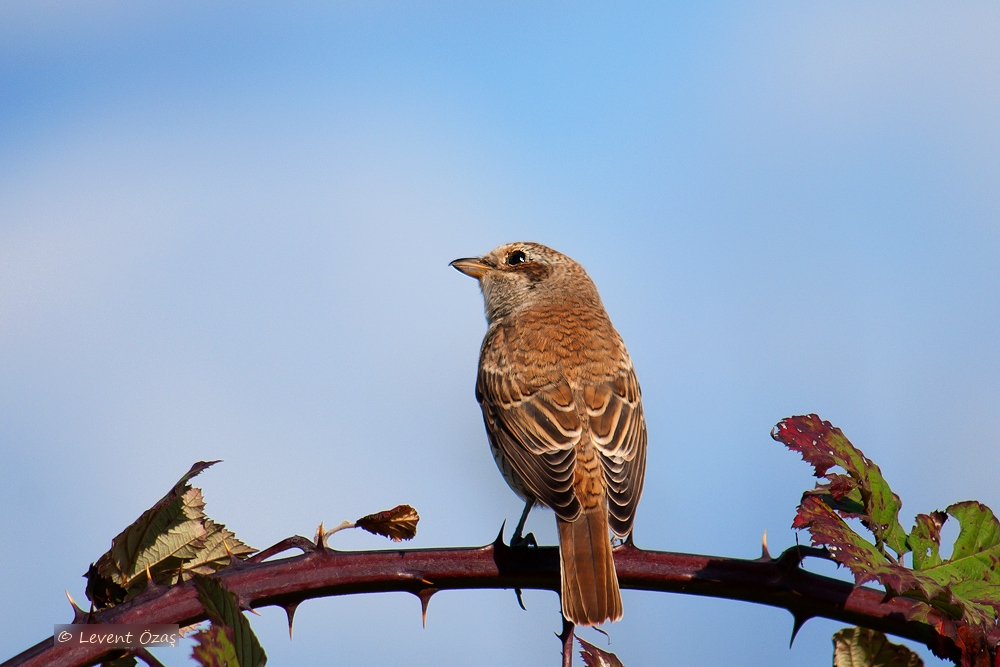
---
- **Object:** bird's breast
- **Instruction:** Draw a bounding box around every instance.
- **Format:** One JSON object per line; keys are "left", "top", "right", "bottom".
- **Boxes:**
{"left": 481, "top": 304, "right": 627, "bottom": 388}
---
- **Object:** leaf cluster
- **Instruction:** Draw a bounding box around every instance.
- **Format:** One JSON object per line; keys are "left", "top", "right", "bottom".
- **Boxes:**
{"left": 85, "top": 461, "right": 255, "bottom": 608}
{"left": 774, "top": 414, "right": 1000, "bottom": 666}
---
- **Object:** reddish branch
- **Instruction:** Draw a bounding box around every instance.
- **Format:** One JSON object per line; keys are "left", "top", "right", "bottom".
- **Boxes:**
{"left": 3, "top": 535, "right": 981, "bottom": 667}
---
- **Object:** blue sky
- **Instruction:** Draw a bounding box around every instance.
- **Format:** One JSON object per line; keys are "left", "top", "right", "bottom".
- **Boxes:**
{"left": 2, "top": 3, "right": 998, "bottom": 665}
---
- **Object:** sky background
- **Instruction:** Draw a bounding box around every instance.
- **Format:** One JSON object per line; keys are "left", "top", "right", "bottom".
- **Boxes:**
{"left": 2, "top": 2, "right": 999, "bottom": 666}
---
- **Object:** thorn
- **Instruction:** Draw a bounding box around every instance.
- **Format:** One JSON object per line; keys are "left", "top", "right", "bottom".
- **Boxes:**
{"left": 227, "top": 553, "right": 245, "bottom": 569}
{"left": 65, "top": 591, "right": 89, "bottom": 624}
{"left": 314, "top": 522, "right": 326, "bottom": 548}
{"left": 592, "top": 626, "right": 610, "bottom": 643}
{"left": 223, "top": 539, "right": 242, "bottom": 568}
{"left": 625, "top": 532, "right": 635, "bottom": 548}
{"left": 234, "top": 592, "right": 261, "bottom": 615}
{"left": 760, "top": 529, "right": 772, "bottom": 561}
{"left": 789, "top": 613, "right": 811, "bottom": 647}
{"left": 283, "top": 602, "right": 299, "bottom": 639}
{"left": 515, "top": 588, "right": 527, "bottom": 611}
{"left": 143, "top": 565, "right": 164, "bottom": 591}
{"left": 417, "top": 588, "right": 437, "bottom": 628}
{"left": 493, "top": 520, "right": 507, "bottom": 548}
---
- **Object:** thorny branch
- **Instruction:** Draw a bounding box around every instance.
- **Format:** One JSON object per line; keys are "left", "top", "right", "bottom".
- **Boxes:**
{"left": 4, "top": 533, "right": 985, "bottom": 667}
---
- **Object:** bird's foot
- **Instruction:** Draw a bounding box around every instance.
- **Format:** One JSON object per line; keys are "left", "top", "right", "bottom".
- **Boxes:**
{"left": 510, "top": 531, "right": 538, "bottom": 548}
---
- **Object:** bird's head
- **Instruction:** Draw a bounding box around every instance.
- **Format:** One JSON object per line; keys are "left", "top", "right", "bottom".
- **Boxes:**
{"left": 450, "top": 242, "right": 598, "bottom": 322}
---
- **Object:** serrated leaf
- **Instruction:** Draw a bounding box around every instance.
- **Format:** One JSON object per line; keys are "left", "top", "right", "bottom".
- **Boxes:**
{"left": 86, "top": 461, "right": 255, "bottom": 608}
{"left": 177, "top": 460, "right": 223, "bottom": 486}
{"left": 784, "top": 417, "right": 1000, "bottom": 665}
{"left": 793, "top": 495, "right": 895, "bottom": 586}
{"left": 832, "top": 627, "right": 923, "bottom": 667}
{"left": 794, "top": 471, "right": 1000, "bottom": 628}
{"left": 774, "top": 415, "right": 909, "bottom": 556}
{"left": 112, "top": 464, "right": 216, "bottom": 575}
{"left": 949, "top": 502, "right": 1000, "bottom": 561}
{"left": 578, "top": 637, "right": 626, "bottom": 667}
{"left": 90, "top": 465, "right": 214, "bottom": 592}
{"left": 194, "top": 575, "right": 266, "bottom": 667}
{"left": 183, "top": 519, "right": 257, "bottom": 576}
{"left": 909, "top": 512, "right": 947, "bottom": 570}
{"left": 98, "top": 488, "right": 202, "bottom": 579}
{"left": 191, "top": 623, "right": 240, "bottom": 667}
{"left": 356, "top": 505, "right": 419, "bottom": 542}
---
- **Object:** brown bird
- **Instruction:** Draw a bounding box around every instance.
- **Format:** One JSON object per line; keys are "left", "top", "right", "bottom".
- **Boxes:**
{"left": 451, "top": 242, "right": 647, "bottom": 626}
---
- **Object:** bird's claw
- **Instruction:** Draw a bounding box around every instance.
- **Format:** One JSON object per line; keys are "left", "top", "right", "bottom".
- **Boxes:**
{"left": 510, "top": 531, "right": 537, "bottom": 548}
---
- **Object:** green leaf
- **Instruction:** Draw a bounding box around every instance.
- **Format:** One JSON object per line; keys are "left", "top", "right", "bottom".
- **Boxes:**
{"left": 774, "top": 415, "right": 909, "bottom": 556}
{"left": 85, "top": 461, "right": 255, "bottom": 608}
{"left": 949, "top": 502, "right": 1000, "bottom": 561}
{"left": 908, "top": 512, "right": 946, "bottom": 570}
{"left": 191, "top": 623, "right": 240, "bottom": 667}
{"left": 194, "top": 575, "right": 266, "bottom": 667}
{"left": 183, "top": 519, "right": 256, "bottom": 576}
{"left": 832, "top": 627, "right": 923, "bottom": 667}
{"left": 792, "top": 463, "right": 1000, "bottom": 627}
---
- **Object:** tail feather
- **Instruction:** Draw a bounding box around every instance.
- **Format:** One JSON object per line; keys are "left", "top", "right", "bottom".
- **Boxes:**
{"left": 557, "top": 509, "right": 622, "bottom": 625}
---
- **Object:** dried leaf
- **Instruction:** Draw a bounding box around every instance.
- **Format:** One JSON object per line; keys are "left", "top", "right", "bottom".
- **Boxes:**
{"left": 191, "top": 623, "right": 239, "bottom": 667}
{"left": 832, "top": 627, "right": 923, "bottom": 667}
{"left": 578, "top": 637, "right": 626, "bottom": 667}
{"left": 356, "top": 505, "right": 419, "bottom": 542}
{"left": 194, "top": 575, "right": 266, "bottom": 667}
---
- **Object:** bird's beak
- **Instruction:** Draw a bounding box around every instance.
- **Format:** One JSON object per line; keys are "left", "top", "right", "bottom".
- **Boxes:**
{"left": 449, "top": 257, "right": 490, "bottom": 279}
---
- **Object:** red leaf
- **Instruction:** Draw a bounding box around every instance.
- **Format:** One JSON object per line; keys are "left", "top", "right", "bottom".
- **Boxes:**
{"left": 773, "top": 414, "right": 840, "bottom": 478}
{"left": 577, "top": 637, "right": 626, "bottom": 667}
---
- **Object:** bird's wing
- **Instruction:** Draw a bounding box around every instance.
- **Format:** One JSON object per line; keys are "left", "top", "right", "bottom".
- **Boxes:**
{"left": 477, "top": 370, "right": 583, "bottom": 521}
{"left": 584, "top": 371, "right": 647, "bottom": 537}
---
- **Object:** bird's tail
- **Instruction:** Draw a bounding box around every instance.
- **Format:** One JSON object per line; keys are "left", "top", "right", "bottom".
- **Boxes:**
{"left": 557, "top": 509, "right": 622, "bottom": 625}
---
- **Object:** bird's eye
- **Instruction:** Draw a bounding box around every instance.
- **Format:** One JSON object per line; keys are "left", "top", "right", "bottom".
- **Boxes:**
{"left": 506, "top": 250, "right": 527, "bottom": 266}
